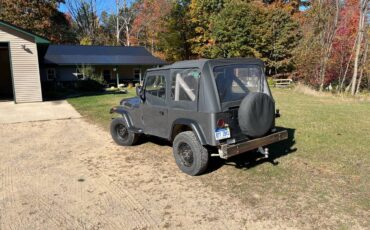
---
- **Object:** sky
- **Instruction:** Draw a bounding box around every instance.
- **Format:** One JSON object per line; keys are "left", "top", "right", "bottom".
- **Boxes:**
{"left": 59, "top": 0, "right": 134, "bottom": 15}
{"left": 59, "top": 0, "right": 309, "bottom": 15}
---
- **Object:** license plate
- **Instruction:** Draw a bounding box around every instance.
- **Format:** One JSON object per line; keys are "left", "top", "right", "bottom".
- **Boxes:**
{"left": 215, "top": 128, "right": 231, "bottom": 141}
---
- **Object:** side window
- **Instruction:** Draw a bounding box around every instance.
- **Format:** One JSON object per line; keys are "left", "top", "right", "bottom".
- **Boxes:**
{"left": 171, "top": 69, "right": 200, "bottom": 102}
{"left": 145, "top": 75, "right": 166, "bottom": 103}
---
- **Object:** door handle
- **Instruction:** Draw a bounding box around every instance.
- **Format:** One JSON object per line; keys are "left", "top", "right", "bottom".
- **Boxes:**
{"left": 159, "top": 111, "right": 165, "bottom": 116}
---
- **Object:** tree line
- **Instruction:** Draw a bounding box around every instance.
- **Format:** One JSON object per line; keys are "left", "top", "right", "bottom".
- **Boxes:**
{"left": 0, "top": 0, "right": 368, "bottom": 94}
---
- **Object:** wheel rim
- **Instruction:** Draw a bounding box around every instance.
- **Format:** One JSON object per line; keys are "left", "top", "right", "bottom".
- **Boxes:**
{"left": 178, "top": 142, "right": 194, "bottom": 167}
{"left": 116, "top": 124, "right": 128, "bottom": 140}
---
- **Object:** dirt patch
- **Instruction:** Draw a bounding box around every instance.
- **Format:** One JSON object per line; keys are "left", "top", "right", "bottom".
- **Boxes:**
{"left": 0, "top": 119, "right": 291, "bottom": 229}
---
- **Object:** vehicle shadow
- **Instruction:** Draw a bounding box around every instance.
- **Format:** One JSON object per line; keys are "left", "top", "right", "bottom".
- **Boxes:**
{"left": 136, "top": 135, "right": 172, "bottom": 147}
{"left": 206, "top": 127, "right": 297, "bottom": 174}
{"left": 42, "top": 88, "right": 128, "bottom": 101}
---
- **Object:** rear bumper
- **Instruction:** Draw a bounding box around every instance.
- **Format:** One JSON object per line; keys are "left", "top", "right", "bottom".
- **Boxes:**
{"left": 218, "top": 130, "right": 288, "bottom": 159}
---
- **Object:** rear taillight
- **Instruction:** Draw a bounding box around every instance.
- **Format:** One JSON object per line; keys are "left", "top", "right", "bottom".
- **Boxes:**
{"left": 217, "top": 119, "right": 226, "bottom": 128}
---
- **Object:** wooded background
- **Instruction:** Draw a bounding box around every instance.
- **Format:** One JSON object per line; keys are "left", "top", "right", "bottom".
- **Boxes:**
{"left": 0, "top": 0, "right": 368, "bottom": 95}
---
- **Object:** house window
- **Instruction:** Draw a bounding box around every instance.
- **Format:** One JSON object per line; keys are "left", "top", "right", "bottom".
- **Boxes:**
{"left": 103, "top": 70, "right": 111, "bottom": 81}
{"left": 133, "top": 68, "right": 141, "bottom": 79}
{"left": 74, "top": 68, "right": 84, "bottom": 80}
{"left": 47, "top": 68, "right": 56, "bottom": 81}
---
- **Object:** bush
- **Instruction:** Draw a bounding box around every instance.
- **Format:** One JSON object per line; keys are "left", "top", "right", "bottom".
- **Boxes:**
{"left": 76, "top": 79, "right": 105, "bottom": 92}
{"left": 127, "top": 83, "right": 134, "bottom": 89}
{"left": 267, "top": 78, "right": 276, "bottom": 88}
{"left": 76, "top": 65, "right": 106, "bottom": 92}
{"left": 41, "top": 81, "right": 78, "bottom": 100}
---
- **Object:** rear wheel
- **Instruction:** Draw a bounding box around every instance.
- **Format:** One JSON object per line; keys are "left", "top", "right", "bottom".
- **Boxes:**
{"left": 173, "top": 131, "right": 209, "bottom": 176}
{"left": 110, "top": 117, "right": 139, "bottom": 146}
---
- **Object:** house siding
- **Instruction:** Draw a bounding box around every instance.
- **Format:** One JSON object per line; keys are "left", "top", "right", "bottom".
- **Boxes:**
{"left": 41, "top": 66, "right": 79, "bottom": 82}
{"left": 0, "top": 26, "right": 42, "bottom": 103}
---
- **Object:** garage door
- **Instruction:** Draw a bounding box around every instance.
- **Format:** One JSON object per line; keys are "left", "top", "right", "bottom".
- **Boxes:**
{"left": 0, "top": 42, "right": 13, "bottom": 101}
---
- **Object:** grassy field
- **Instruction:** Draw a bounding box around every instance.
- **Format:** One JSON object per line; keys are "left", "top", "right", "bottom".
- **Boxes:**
{"left": 68, "top": 90, "right": 137, "bottom": 129}
{"left": 68, "top": 88, "right": 370, "bottom": 229}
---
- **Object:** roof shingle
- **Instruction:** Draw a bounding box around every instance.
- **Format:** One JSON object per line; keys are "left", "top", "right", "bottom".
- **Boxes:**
{"left": 44, "top": 45, "right": 166, "bottom": 66}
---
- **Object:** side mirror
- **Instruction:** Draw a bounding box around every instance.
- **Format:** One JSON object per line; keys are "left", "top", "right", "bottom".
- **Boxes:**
{"left": 136, "top": 86, "right": 145, "bottom": 101}
{"left": 136, "top": 86, "right": 141, "bottom": 96}
{"left": 275, "top": 109, "right": 281, "bottom": 118}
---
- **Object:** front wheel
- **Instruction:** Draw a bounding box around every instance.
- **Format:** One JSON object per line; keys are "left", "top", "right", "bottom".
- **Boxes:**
{"left": 110, "top": 117, "right": 139, "bottom": 146}
{"left": 173, "top": 131, "right": 209, "bottom": 176}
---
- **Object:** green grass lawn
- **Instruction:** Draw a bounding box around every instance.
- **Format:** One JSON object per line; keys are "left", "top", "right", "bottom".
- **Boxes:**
{"left": 68, "top": 88, "right": 370, "bottom": 228}
{"left": 68, "top": 89, "right": 137, "bottom": 129}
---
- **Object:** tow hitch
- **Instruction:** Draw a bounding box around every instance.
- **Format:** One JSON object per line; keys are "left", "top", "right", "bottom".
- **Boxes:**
{"left": 217, "top": 130, "right": 288, "bottom": 159}
{"left": 258, "top": 147, "right": 269, "bottom": 158}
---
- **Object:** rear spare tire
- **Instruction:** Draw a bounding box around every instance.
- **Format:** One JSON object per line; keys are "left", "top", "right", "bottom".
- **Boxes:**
{"left": 238, "top": 92, "right": 275, "bottom": 138}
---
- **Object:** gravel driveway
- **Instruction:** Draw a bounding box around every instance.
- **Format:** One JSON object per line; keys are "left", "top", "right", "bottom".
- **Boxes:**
{"left": 0, "top": 100, "right": 81, "bottom": 124}
{"left": 0, "top": 118, "right": 289, "bottom": 230}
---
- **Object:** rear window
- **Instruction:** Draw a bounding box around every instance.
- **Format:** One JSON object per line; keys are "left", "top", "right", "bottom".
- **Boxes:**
{"left": 213, "top": 64, "right": 263, "bottom": 103}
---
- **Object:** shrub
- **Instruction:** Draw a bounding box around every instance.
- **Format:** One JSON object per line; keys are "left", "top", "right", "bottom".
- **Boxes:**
{"left": 267, "top": 78, "right": 276, "bottom": 88}
{"left": 76, "top": 79, "right": 105, "bottom": 92}
{"left": 127, "top": 83, "right": 134, "bottom": 89}
{"left": 76, "top": 65, "right": 106, "bottom": 92}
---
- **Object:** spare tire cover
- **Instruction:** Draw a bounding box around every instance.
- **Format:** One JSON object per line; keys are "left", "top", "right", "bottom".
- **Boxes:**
{"left": 238, "top": 92, "right": 275, "bottom": 138}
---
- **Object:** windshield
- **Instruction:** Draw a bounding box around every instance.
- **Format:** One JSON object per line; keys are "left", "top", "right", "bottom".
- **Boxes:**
{"left": 214, "top": 64, "right": 263, "bottom": 103}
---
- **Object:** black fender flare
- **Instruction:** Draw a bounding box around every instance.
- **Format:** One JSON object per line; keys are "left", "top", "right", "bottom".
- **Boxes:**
{"left": 110, "top": 106, "right": 134, "bottom": 128}
{"left": 171, "top": 118, "right": 207, "bottom": 145}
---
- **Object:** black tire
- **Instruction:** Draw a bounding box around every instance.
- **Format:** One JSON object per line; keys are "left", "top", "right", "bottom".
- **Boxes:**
{"left": 238, "top": 92, "right": 275, "bottom": 138}
{"left": 110, "top": 117, "right": 139, "bottom": 146}
{"left": 173, "top": 131, "right": 209, "bottom": 176}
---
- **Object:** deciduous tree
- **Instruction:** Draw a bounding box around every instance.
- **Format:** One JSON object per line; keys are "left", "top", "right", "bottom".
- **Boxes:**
{"left": 210, "top": 1, "right": 301, "bottom": 74}
{"left": 188, "top": 0, "right": 226, "bottom": 57}
{"left": 131, "top": 0, "right": 171, "bottom": 54}
{"left": 294, "top": 0, "right": 340, "bottom": 90}
{"left": 66, "top": 0, "right": 100, "bottom": 44}
{"left": 158, "top": 0, "right": 194, "bottom": 61}
{"left": 0, "top": 0, "right": 76, "bottom": 43}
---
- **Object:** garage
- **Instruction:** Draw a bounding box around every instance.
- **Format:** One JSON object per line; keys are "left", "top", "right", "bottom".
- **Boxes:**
{"left": 0, "top": 42, "right": 13, "bottom": 101}
{"left": 0, "top": 20, "right": 49, "bottom": 103}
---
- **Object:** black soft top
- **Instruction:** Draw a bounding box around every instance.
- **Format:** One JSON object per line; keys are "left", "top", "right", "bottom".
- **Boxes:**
{"left": 148, "top": 58, "right": 264, "bottom": 72}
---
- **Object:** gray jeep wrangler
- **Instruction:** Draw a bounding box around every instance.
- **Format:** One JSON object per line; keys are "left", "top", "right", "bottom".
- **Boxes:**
{"left": 110, "top": 58, "right": 288, "bottom": 176}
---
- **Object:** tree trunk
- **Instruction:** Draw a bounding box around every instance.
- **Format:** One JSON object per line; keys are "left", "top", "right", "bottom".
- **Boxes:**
{"left": 151, "top": 38, "right": 154, "bottom": 54}
{"left": 337, "top": 45, "right": 345, "bottom": 90}
{"left": 350, "top": 0, "right": 367, "bottom": 95}
{"left": 319, "top": 55, "right": 330, "bottom": 91}
{"left": 319, "top": 0, "right": 339, "bottom": 92}
{"left": 340, "top": 36, "right": 358, "bottom": 92}
{"left": 116, "top": 0, "right": 120, "bottom": 45}
{"left": 356, "top": 38, "right": 368, "bottom": 93}
{"left": 123, "top": 0, "right": 131, "bottom": 46}
{"left": 125, "top": 25, "right": 130, "bottom": 46}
